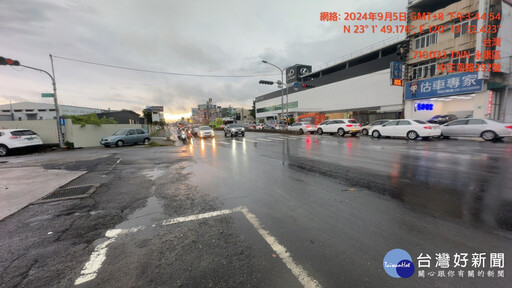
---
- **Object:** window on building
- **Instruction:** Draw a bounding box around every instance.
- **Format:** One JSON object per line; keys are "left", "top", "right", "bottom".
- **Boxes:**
{"left": 411, "top": 60, "right": 437, "bottom": 80}
{"left": 14, "top": 109, "right": 22, "bottom": 112}
{"left": 452, "top": 49, "right": 475, "bottom": 65}
{"left": 1, "top": 110, "right": 10, "bottom": 112}
{"left": 453, "top": 18, "right": 478, "bottom": 38}
{"left": 414, "top": 33, "right": 437, "bottom": 49}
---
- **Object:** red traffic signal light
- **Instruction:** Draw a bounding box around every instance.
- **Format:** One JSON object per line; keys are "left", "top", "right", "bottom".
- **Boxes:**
{"left": 0, "top": 57, "right": 20, "bottom": 66}
{"left": 302, "top": 84, "right": 315, "bottom": 88}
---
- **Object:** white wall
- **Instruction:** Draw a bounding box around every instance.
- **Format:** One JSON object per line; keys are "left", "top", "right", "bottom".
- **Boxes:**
{"left": 0, "top": 120, "right": 59, "bottom": 144}
{"left": 256, "top": 69, "right": 403, "bottom": 118}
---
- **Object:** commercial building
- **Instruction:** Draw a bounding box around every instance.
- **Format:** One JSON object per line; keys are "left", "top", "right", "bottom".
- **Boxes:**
{"left": 255, "top": 37, "right": 407, "bottom": 124}
{"left": 404, "top": 0, "right": 512, "bottom": 122}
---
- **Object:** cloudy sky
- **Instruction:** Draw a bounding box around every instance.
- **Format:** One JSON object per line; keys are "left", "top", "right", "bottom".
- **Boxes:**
{"left": 1, "top": 0, "right": 407, "bottom": 119}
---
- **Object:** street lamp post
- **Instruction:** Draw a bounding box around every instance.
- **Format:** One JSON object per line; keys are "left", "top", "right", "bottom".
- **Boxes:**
{"left": 262, "top": 60, "right": 289, "bottom": 123}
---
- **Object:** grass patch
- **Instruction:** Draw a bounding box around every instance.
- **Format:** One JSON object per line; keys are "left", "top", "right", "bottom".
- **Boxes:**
{"left": 147, "top": 139, "right": 175, "bottom": 147}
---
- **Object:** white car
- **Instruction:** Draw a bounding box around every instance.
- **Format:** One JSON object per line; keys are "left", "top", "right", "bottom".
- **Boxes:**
{"left": 197, "top": 126, "right": 215, "bottom": 138}
{"left": 287, "top": 122, "right": 316, "bottom": 134}
{"left": 370, "top": 119, "right": 441, "bottom": 140}
{"left": 0, "top": 129, "right": 43, "bottom": 156}
{"left": 441, "top": 118, "right": 512, "bottom": 141}
{"left": 317, "top": 119, "right": 361, "bottom": 136}
{"left": 361, "top": 119, "right": 391, "bottom": 136}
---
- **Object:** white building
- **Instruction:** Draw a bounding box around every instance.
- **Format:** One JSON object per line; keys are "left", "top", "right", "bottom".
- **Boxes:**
{"left": 0, "top": 101, "right": 103, "bottom": 121}
{"left": 255, "top": 39, "right": 407, "bottom": 124}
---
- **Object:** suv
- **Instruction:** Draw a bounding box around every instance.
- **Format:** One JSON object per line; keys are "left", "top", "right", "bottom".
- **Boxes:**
{"left": 224, "top": 124, "right": 245, "bottom": 137}
{"left": 0, "top": 129, "right": 43, "bottom": 156}
{"left": 317, "top": 119, "right": 362, "bottom": 136}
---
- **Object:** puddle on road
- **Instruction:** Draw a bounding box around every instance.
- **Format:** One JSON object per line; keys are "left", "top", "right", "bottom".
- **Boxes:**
{"left": 93, "top": 196, "right": 165, "bottom": 246}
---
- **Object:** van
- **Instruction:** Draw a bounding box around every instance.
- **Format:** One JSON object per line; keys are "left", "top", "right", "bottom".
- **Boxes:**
{"left": 296, "top": 113, "right": 326, "bottom": 126}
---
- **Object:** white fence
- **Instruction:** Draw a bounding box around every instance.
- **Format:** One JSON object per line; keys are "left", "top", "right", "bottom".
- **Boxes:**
{"left": 0, "top": 119, "right": 147, "bottom": 148}
{"left": 0, "top": 120, "right": 59, "bottom": 144}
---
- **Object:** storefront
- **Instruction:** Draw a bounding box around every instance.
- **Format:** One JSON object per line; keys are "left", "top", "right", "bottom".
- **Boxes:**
{"left": 404, "top": 72, "right": 498, "bottom": 121}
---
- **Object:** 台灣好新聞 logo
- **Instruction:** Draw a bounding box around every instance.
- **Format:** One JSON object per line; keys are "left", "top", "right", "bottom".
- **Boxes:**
{"left": 383, "top": 249, "right": 415, "bottom": 278}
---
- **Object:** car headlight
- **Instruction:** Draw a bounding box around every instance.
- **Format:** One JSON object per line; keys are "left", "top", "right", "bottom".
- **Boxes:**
{"left": 104, "top": 138, "right": 112, "bottom": 141}
{"left": 241, "top": 128, "right": 245, "bottom": 131}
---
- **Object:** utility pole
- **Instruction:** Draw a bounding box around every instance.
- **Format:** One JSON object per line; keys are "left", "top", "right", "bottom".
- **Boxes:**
{"left": 1, "top": 55, "right": 65, "bottom": 147}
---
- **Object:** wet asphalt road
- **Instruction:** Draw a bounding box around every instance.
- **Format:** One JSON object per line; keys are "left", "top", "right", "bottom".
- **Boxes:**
{"left": 1, "top": 131, "right": 511, "bottom": 287}
{"left": 185, "top": 131, "right": 512, "bottom": 287}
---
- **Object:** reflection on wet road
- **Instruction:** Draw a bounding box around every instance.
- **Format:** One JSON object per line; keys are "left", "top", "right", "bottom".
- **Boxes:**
{"left": 184, "top": 131, "right": 512, "bottom": 287}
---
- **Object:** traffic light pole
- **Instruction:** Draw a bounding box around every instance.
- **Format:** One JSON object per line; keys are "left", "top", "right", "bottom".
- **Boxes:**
{"left": 19, "top": 61, "right": 65, "bottom": 148}
{"left": 262, "top": 61, "right": 289, "bottom": 123}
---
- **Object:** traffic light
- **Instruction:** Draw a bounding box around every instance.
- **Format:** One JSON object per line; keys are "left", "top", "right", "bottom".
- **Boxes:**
{"left": 0, "top": 57, "right": 20, "bottom": 66}
{"left": 302, "top": 84, "right": 315, "bottom": 88}
{"left": 259, "top": 80, "right": 274, "bottom": 85}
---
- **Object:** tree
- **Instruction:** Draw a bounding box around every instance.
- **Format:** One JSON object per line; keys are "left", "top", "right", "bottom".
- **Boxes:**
{"left": 142, "top": 109, "right": 152, "bottom": 124}
{"left": 63, "top": 114, "right": 117, "bottom": 127}
{"left": 249, "top": 100, "right": 256, "bottom": 118}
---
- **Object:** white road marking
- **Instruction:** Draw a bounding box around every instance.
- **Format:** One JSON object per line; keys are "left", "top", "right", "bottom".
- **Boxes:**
{"left": 74, "top": 226, "right": 144, "bottom": 285}
{"left": 75, "top": 206, "right": 321, "bottom": 288}
{"left": 161, "top": 207, "right": 242, "bottom": 226}
{"left": 219, "top": 141, "right": 231, "bottom": 145}
{"left": 254, "top": 138, "right": 272, "bottom": 142}
{"left": 267, "top": 137, "right": 286, "bottom": 141}
{"left": 116, "top": 158, "right": 122, "bottom": 164}
{"left": 243, "top": 139, "right": 258, "bottom": 143}
{"left": 239, "top": 207, "right": 322, "bottom": 288}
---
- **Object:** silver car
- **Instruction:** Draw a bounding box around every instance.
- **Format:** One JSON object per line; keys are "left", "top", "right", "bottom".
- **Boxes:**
{"left": 441, "top": 118, "right": 512, "bottom": 141}
{"left": 287, "top": 122, "right": 316, "bottom": 134}
{"left": 100, "top": 128, "right": 150, "bottom": 147}
{"left": 197, "top": 126, "right": 214, "bottom": 138}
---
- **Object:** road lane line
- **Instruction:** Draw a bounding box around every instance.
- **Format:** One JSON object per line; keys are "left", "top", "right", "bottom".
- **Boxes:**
{"left": 76, "top": 206, "right": 321, "bottom": 288}
{"left": 243, "top": 139, "right": 258, "bottom": 142}
{"left": 239, "top": 207, "right": 322, "bottom": 288}
{"left": 74, "top": 226, "right": 144, "bottom": 285}
{"left": 161, "top": 207, "right": 242, "bottom": 226}
{"left": 267, "top": 137, "right": 285, "bottom": 141}
{"left": 254, "top": 138, "right": 272, "bottom": 142}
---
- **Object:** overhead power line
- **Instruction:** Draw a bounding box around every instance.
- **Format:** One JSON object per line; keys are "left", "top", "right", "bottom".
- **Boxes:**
{"left": 51, "top": 55, "right": 278, "bottom": 78}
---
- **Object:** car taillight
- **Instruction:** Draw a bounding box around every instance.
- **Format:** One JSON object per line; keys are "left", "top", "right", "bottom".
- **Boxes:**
{"left": 423, "top": 126, "right": 432, "bottom": 129}
{"left": 505, "top": 125, "right": 512, "bottom": 129}
{"left": 9, "top": 135, "right": 21, "bottom": 139}
{"left": 358, "top": 124, "right": 362, "bottom": 127}
{"left": 306, "top": 125, "right": 311, "bottom": 128}
{"left": 346, "top": 124, "right": 353, "bottom": 127}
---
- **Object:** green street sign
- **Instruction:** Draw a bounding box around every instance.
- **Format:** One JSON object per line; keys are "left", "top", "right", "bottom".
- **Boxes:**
{"left": 41, "top": 93, "right": 54, "bottom": 98}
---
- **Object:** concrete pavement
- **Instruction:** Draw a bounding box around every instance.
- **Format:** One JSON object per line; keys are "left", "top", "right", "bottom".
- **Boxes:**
{"left": 0, "top": 167, "right": 85, "bottom": 220}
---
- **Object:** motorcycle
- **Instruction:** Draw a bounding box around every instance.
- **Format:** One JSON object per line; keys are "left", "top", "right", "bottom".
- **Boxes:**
{"left": 178, "top": 129, "right": 188, "bottom": 144}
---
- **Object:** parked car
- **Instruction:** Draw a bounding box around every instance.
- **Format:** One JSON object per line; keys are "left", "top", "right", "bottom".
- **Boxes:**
{"left": 361, "top": 119, "right": 392, "bottom": 136}
{"left": 0, "top": 129, "right": 43, "bottom": 156}
{"left": 255, "top": 123, "right": 265, "bottom": 130}
{"left": 246, "top": 123, "right": 257, "bottom": 130}
{"left": 370, "top": 119, "right": 441, "bottom": 140}
{"left": 224, "top": 124, "right": 245, "bottom": 137}
{"left": 264, "top": 120, "right": 286, "bottom": 130}
{"left": 100, "top": 128, "right": 150, "bottom": 147}
{"left": 287, "top": 122, "right": 316, "bottom": 134}
{"left": 441, "top": 118, "right": 512, "bottom": 141}
{"left": 317, "top": 119, "right": 361, "bottom": 136}
{"left": 427, "top": 114, "right": 458, "bottom": 125}
{"left": 197, "top": 126, "right": 215, "bottom": 138}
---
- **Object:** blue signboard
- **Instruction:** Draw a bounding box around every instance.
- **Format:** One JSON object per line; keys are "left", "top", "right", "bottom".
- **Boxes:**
{"left": 405, "top": 72, "right": 483, "bottom": 100}
{"left": 391, "top": 61, "right": 403, "bottom": 79}
{"left": 59, "top": 116, "right": 65, "bottom": 125}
